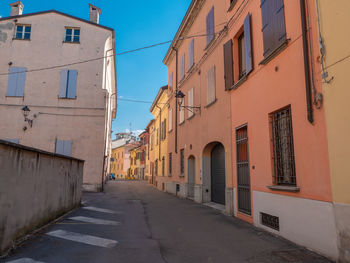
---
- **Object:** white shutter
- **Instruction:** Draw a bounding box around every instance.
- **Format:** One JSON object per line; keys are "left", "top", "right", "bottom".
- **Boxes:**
{"left": 180, "top": 54, "right": 185, "bottom": 80}
{"left": 207, "top": 66, "right": 216, "bottom": 105}
{"left": 188, "top": 88, "right": 194, "bottom": 118}
{"left": 179, "top": 100, "right": 184, "bottom": 124}
{"left": 169, "top": 108, "right": 173, "bottom": 131}
{"left": 188, "top": 40, "right": 194, "bottom": 70}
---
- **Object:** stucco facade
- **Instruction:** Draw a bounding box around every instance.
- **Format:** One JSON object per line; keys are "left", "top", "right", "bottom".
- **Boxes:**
{"left": 162, "top": 0, "right": 339, "bottom": 260}
{"left": 146, "top": 119, "right": 155, "bottom": 184}
{"left": 0, "top": 5, "right": 116, "bottom": 192}
{"left": 150, "top": 86, "right": 169, "bottom": 191}
{"left": 316, "top": 1, "right": 350, "bottom": 261}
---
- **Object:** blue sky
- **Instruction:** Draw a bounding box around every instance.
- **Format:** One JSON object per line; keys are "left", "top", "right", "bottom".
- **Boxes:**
{"left": 0, "top": 0, "right": 191, "bottom": 137}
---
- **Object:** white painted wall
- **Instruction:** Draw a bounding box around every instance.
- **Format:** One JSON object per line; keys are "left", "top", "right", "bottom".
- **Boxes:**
{"left": 253, "top": 191, "right": 338, "bottom": 260}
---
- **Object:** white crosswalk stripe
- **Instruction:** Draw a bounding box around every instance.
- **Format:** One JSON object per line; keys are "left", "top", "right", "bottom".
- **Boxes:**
{"left": 68, "top": 216, "right": 120, "bottom": 225}
{"left": 5, "top": 258, "right": 45, "bottom": 263}
{"left": 83, "top": 206, "right": 121, "bottom": 214}
{"left": 47, "top": 230, "right": 118, "bottom": 248}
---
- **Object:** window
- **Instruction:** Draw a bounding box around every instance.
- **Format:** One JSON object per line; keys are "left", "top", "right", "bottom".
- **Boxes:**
{"left": 155, "top": 159, "right": 158, "bottom": 176}
{"left": 169, "top": 72, "right": 173, "bottom": 92}
{"left": 162, "top": 156, "right": 165, "bottom": 176}
{"left": 260, "top": 0, "right": 287, "bottom": 58}
{"left": 6, "top": 67, "right": 26, "bottom": 97}
{"left": 65, "top": 28, "right": 80, "bottom": 43}
{"left": 14, "top": 25, "right": 31, "bottom": 40}
{"left": 156, "top": 128, "right": 159, "bottom": 145}
{"left": 59, "top": 70, "right": 78, "bottom": 99}
{"left": 180, "top": 54, "right": 185, "bottom": 80}
{"left": 161, "top": 119, "right": 166, "bottom": 141}
{"left": 179, "top": 100, "right": 185, "bottom": 124}
{"left": 180, "top": 149, "right": 185, "bottom": 175}
{"left": 168, "top": 153, "right": 172, "bottom": 176}
{"left": 56, "top": 140, "right": 72, "bottom": 157}
{"left": 206, "top": 65, "right": 216, "bottom": 105}
{"left": 169, "top": 108, "right": 173, "bottom": 132}
{"left": 270, "top": 106, "right": 296, "bottom": 186}
{"left": 188, "top": 88, "right": 194, "bottom": 118}
{"left": 151, "top": 134, "right": 154, "bottom": 150}
{"left": 238, "top": 33, "right": 246, "bottom": 79}
{"left": 188, "top": 39, "right": 194, "bottom": 70}
{"left": 206, "top": 7, "right": 215, "bottom": 46}
{"left": 223, "top": 40, "right": 234, "bottom": 90}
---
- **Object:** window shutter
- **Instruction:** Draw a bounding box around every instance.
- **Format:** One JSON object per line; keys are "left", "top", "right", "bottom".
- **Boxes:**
{"left": 163, "top": 119, "right": 166, "bottom": 139}
{"left": 223, "top": 40, "right": 234, "bottom": 90}
{"left": 7, "top": 67, "right": 26, "bottom": 97}
{"left": 260, "top": 0, "right": 273, "bottom": 57}
{"left": 64, "top": 140, "right": 72, "bottom": 157}
{"left": 244, "top": 13, "right": 253, "bottom": 75}
{"left": 188, "top": 88, "right": 194, "bottom": 118}
{"left": 207, "top": 66, "right": 216, "bottom": 104}
{"left": 206, "top": 7, "right": 215, "bottom": 45}
{"left": 179, "top": 100, "right": 184, "bottom": 123}
{"left": 274, "top": 0, "right": 286, "bottom": 47}
{"left": 180, "top": 54, "right": 185, "bottom": 80}
{"left": 169, "top": 72, "right": 173, "bottom": 91}
{"left": 67, "top": 70, "right": 77, "bottom": 99}
{"left": 188, "top": 39, "right": 194, "bottom": 70}
{"left": 59, "top": 70, "right": 68, "bottom": 98}
{"left": 56, "top": 140, "right": 65, "bottom": 155}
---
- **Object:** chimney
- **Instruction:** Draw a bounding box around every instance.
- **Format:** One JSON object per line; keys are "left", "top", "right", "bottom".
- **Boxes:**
{"left": 89, "top": 4, "right": 101, "bottom": 24}
{"left": 9, "top": 1, "right": 24, "bottom": 16}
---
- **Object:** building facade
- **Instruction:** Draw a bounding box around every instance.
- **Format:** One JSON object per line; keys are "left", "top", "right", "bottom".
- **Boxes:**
{"left": 161, "top": 0, "right": 339, "bottom": 260}
{"left": 0, "top": 2, "right": 116, "bottom": 192}
{"left": 316, "top": 1, "right": 350, "bottom": 261}
{"left": 150, "top": 86, "right": 169, "bottom": 191}
{"left": 138, "top": 131, "right": 149, "bottom": 180}
{"left": 146, "top": 120, "right": 155, "bottom": 184}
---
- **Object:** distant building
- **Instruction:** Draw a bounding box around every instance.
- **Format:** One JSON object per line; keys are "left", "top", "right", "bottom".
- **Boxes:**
{"left": 110, "top": 143, "right": 138, "bottom": 179}
{"left": 146, "top": 119, "right": 155, "bottom": 184}
{"left": 0, "top": 1, "right": 116, "bottom": 192}
{"left": 112, "top": 132, "right": 138, "bottom": 149}
{"left": 138, "top": 131, "right": 149, "bottom": 180}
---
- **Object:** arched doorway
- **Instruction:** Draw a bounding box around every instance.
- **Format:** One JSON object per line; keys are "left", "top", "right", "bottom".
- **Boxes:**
{"left": 187, "top": 156, "right": 195, "bottom": 198}
{"left": 211, "top": 144, "right": 226, "bottom": 205}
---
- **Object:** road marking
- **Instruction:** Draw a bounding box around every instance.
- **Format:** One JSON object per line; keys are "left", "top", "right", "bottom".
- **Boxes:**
{"left": 68, "top": 216, "right": 120, "bottom": 225}
{"left": 5, "top": 258, "right": 45, "bottom": 263}
{"left": 83, "top": 206, "right": 120, "bottom": 214}
{"left": 47, "top": 230, "right": 118, "bottom": 248}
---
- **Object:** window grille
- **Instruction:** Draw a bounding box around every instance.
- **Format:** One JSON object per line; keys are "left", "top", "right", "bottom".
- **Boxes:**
{"left": 270, "top": 106, "right": 296, "bottom": 186}
{"left": 180, "top": 149, "right": 185, "bottom": 175}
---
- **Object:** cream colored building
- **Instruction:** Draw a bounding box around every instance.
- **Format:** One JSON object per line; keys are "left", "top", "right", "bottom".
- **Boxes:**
{"left": 0, "top": 2, "right": 116, "bottom": 192}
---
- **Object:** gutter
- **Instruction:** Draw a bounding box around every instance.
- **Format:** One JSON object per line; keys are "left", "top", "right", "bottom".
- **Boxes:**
{"left": 300, "top": 0, "right": 314, "bottom": 124}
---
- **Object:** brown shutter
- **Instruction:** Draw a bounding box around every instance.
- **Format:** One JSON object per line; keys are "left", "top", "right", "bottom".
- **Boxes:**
{"left": 223, "top": 39, "right": 234, "bottom": 90}
{"left": 244, "top": 13, "right": 253, "bottom": 75}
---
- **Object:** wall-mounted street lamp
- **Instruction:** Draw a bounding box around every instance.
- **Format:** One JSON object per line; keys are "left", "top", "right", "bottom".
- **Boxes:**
{"left": 22, "top": 106, "right": 33, "bottom": 128}
{"left": 175, "top": 90, "right": 201, "bottom": 113}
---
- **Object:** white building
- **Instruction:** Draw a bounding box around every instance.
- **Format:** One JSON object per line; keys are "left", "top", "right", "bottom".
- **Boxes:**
{"left": 0, "top": 1, "right": 117, "bottom": 191}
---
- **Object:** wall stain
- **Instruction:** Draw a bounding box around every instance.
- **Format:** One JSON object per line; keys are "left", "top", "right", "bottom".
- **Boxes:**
{"left": 0, "top": 22, "right": 14, "bottom": 43}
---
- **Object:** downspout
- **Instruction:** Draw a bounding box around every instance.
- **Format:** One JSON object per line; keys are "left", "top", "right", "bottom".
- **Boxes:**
{"left": 156, "top": 105, "right": 162, "bottom": 160}
{"left": 172, "top": 47, "right": 178, "bottom": 154}
{"left": 300, "top": 0, "right": 314, "bottom": 124}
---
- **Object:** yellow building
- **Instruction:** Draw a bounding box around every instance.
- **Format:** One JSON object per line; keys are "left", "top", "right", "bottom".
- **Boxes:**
{"left": 129, "top": 146, "right": 138, "bottom": 179}
{"left": 110, "top": 145, "right": 126, "bottom": 179}
{"left": 317, "top": 1, "right": 350, "bottom": 261}
{"left": 150, "top": 86, "right": 168, "bottom": 191}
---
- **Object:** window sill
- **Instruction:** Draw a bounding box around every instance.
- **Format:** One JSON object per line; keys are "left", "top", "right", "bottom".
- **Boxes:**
{"left": 179, "top": 174, "right": 185, "bottom": 178}
{"left": 204, "top": 98, "right": 217, "bottom": 108}
{"left": 58, "top": 97, "right": 77, "bottom": 100}
{"left": 227, "top": 0, "right": 238, "bottom": 12}
{"left": 229, "top": 75, "right": 248, "bottom": 91}
{"left": 267, "top": 185, "right": 300, "bottom": 193}
{"left": 12, "top": 38, "right": 30, "bottom": 41}
{"left": 6, "top": 95, "right": 24, "bottom": 98}
{"left": 259, "top": 39, "right": 289, "bottom": 65}
{"left": 63, "top": 41, "right": 80, "bottom": 44}
{"left": 179, "top": 121, "right": 185, "bottom": 126}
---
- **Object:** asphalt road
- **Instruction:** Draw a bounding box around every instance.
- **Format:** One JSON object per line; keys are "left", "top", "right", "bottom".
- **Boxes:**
{"left": 2, "top": 181, "right": 332, "bottom": 263}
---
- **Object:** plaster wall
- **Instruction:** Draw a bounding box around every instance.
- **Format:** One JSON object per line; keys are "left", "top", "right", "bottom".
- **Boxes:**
{"left": 0, "top": 13, "right": 115, "bottom": 191}
{"left": 0, "top": 140, "right": 83, "bottom": 255}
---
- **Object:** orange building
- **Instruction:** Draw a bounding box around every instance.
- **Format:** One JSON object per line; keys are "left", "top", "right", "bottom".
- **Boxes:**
{"left": 163, "top": 0, "right": 337, "bottom": 260}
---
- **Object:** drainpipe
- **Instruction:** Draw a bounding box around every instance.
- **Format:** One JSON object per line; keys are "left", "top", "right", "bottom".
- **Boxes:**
{"left": 172, "top": 47, "right": 178, "bottom": 154}
{"left": 300, "top": 0, "right": 314, "bottom": 124}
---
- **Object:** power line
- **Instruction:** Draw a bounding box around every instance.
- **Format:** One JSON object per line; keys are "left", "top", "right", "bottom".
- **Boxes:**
{"left": 0, "top": 29, "right": 226, "bottom": 76}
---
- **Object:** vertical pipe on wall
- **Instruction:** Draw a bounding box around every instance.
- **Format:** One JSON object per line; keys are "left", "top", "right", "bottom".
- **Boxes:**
{"left": 300, "top": 0, "right": 314, "bottom": 124}
{"left": 172, "top": 47, "right": 179, "bottom": 154}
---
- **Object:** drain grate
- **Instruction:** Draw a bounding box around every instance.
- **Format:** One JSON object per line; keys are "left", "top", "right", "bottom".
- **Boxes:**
{"left": 261, "top": 212, "right": 279, "bottom": 231}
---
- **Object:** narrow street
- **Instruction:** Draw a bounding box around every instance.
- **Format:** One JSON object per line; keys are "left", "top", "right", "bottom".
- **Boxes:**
{"left": 2, "top": 181, "right": 331, "bottom": 263}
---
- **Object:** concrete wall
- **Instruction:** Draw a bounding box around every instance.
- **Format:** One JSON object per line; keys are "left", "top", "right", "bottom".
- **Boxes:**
{"left": 0, "top": 140, "right": 83, "bottom": 255}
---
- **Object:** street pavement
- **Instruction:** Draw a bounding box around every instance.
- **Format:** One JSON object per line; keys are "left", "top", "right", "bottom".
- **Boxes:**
{"left": 1, "top": 181, "right": 332, "bottom": 263}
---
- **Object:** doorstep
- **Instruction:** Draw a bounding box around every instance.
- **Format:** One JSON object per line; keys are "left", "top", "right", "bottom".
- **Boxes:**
{"left": 203, "top": 202, "right": 226, "bottom": 213}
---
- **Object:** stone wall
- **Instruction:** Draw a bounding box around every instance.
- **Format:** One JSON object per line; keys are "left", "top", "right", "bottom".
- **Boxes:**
{"left": 0, "top": 140, "right": 84, "bottom": 255}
